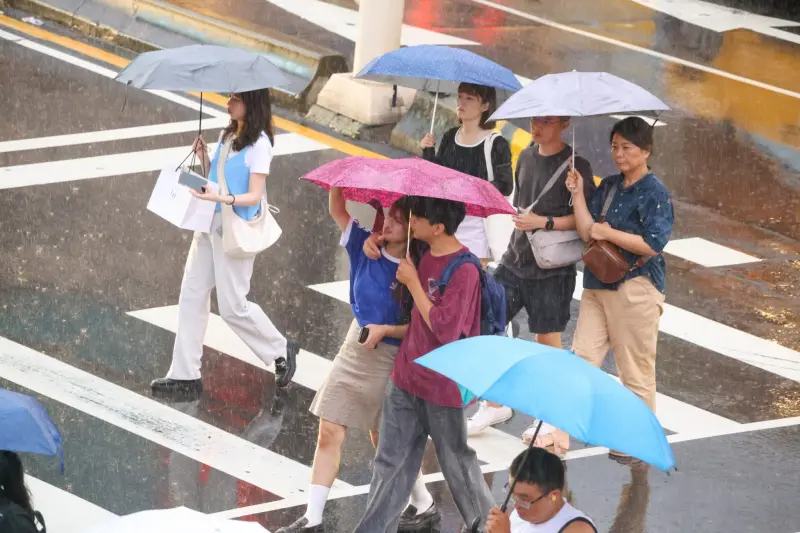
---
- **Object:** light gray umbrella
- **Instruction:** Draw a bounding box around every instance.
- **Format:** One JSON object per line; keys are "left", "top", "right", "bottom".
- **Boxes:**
{"left": 116, "top": 45, "right": 290, "bottom": 175}
{"left": 115, "top": 44, "right": 290, "bottom": 93}
{"left": 488, "top": 71, "right": 669, "bottom": 121}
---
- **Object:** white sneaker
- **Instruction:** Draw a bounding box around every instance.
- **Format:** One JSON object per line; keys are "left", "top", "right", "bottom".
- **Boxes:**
{"left": 467, "top": 401, "right": 513, "bottom": 436}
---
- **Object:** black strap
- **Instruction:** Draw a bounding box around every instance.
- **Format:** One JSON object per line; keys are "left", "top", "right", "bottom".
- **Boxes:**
{"left": 33, "top": 511, "right": 46, "bottom": 533}
{"left": 557, "top": 517, "right": 597, "bottom": 533}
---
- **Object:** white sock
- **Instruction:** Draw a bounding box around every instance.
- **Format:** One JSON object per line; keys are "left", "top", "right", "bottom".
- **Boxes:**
{"left": 303, "top": 484, "right": 330, "bottom": 526}
{"left": 408, "top": 477, "right": 434, "bottom": 515}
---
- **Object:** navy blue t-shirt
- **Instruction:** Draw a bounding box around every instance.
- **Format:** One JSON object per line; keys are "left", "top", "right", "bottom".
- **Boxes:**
{"left": 583, "top": 173, "right": 674, "bottom": 293}
{"left": 342, "top": 218, "right": 404, "bottom": 346}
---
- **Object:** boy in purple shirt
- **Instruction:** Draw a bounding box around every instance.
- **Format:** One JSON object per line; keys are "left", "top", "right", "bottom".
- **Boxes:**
{"left": 354, "top": 196, "right": 495, "bottom": 533}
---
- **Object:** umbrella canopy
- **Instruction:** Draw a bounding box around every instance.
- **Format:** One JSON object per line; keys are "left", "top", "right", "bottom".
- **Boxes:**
{"left": 115, "top": 44, "right": 290, "bottom": 93}
{"left": 489, "top": 71, "right": 669, "bottom": 121}
{"left": 300, "top": 156, "right": 516, "bottom": 218}
{"left": 415, "top": 336, "right": 675, "bottom": 471}
{"left": 355, "top": 44, "right": 522, "bottom": 95}
{"left": 84, "top": 507, "right": 268, "bottom": 533}
{"left": 0, "top": 388, "right": 64, "bottom": 472}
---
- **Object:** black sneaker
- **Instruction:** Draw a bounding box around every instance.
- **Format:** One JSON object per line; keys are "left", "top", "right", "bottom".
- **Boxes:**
{"left": 274, "top": 340, "right": 298, "bottom": 388}
{"left": 399, "top": 502, "right": 440, "bottom": 532}
{"left": 150, "top": 378, "right": 202, "bottom": 398}
{"left": 275, "top": 517, "right": 324, "bottom": 533}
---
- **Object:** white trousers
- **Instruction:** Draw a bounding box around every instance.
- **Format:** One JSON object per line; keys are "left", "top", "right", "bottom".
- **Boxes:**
{"left": 167, "top": 214, "right": 287, "bottom": 380}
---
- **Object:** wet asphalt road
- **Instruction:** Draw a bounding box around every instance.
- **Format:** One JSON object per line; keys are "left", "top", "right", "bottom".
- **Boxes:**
{"left": 1, "top": 5, "right": 799, "bottom": 533}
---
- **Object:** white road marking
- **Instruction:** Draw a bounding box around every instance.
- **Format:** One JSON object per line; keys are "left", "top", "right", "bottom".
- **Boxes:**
{"left": 663, "top": 237, "right": 761, "bottom": 267}
{"left": 308, "top": 278, "right": 738, "bottom": 433}
{"left": 0, "top": 336, "right": 351, "bottom": 499}
{"left": 27, "top": 476, "right": 118, "bottom": 533}
{"left": 218, "top": 415, "right": 800, "bottom": 519}
{"left": 572, "top": 271, "right": 800, "bottom": 382}
{"left": 0, "top": 28, "right": 227, "bottom": 117}
{"left": 0, "top": 118, "right": 229, "bottom": 154}
{"left": 127, "top": 304, "right": 528, "bottom": 466}
{"left": 632, "top": 0, "right": 800, "bottom": 44}
{"left": 127, "top": 306, "right": 332, "bottom": 391}
{"left": 264, "top": 0, "right": 479, "bottom": 47}
{"left": 0, "top": 134, "right": 328, "bottom": 189}
{"left": 469, "top": 0, "right": 800, "bottom": 100}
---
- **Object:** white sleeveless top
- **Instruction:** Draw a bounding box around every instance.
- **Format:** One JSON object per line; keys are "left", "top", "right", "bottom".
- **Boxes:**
{"left": 510, "top": 501, "right": 596, "bottom": 533}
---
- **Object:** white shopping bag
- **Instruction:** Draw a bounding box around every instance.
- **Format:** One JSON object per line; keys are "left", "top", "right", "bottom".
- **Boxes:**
{"left": 485, "top": 197, "right": 516, "bottom": 263}
{"left": 147, "top": 166, "right": 219, "bottom": 232}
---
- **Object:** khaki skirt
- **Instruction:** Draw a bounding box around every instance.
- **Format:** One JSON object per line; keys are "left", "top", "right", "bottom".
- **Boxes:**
{"left": 310, "top": 320, "right": 399, "bottom": 432}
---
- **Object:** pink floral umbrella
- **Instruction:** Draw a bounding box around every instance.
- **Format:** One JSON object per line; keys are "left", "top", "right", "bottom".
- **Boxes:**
{"left": 300, "top": 156, "right": 516, "bottom": 218}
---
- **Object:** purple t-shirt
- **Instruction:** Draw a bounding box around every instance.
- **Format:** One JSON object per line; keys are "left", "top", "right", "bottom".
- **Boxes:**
{"left": 391, "top": 247, "right": 482, "bottom": 407}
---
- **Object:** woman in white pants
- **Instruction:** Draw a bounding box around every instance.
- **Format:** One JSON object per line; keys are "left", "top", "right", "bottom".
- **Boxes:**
{"left": 151, "top": 89, "right": 298, "bottom": 398}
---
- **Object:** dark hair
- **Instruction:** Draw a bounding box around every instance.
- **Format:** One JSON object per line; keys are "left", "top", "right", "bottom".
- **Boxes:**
{"left": 458, "top": 82, "right": 497, "bottom": 130}
{"left": 407, "top": 196, "right": 466, "bottom": 236}
{"left": 0, "top": 451, "right": 34, "bottom": 515}
{"left": 610, "top": 117, "right": 654, "bottom": 154}
{"left": 509, "top": 448, "right": 565, "bottom": 494}
{"left": 389, "top": 196, "right": 426, "bottom": 323}
{"left": 223, "top": 89, "right": 276, "bottom": 152}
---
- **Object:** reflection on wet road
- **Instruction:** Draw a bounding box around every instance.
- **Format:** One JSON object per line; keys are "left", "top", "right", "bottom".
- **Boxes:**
{"left": 0, "top": 3, "right": 799, "bottom": 533}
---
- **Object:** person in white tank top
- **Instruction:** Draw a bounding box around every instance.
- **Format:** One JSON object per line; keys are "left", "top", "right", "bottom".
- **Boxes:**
{"left": 487, "top": 448, "right": 596, "bottom": 533}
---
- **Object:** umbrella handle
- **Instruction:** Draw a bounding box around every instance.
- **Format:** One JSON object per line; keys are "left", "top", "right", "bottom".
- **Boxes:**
{"left": 500, "top": 420, "right": 544, "bottom": 512}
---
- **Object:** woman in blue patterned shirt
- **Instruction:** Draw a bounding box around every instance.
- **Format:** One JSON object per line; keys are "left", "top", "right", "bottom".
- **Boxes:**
{"left": 565, "top": 117, "right": 674, "bottom": 462}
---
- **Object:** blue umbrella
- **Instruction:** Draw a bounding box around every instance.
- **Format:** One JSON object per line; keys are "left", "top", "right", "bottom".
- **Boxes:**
{"left": 355, "top": 45, "right": 523, "bottom": 133}
{"left": 0, "top": 389, "right": 65, "bottom": 472}
{"left": 415, "top": 336, "right": 675, "bottom": 471}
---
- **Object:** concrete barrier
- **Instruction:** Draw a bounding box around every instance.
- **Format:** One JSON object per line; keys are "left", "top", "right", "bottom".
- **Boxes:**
{"left": 6, "top": 0, "right": 349, "bottom": 112}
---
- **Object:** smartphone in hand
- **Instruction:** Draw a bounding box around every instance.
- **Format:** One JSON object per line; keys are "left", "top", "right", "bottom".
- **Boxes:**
{"left": 178, "top": 170, "right": 209, "bottom": 192}
{"left": 358, "top": 327, "right": 370, "bottom": 344}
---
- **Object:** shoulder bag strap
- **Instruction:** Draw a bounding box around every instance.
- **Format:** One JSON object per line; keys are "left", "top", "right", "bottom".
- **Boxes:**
{"left": 523, "top": 154, "right": 571, "bottom": 214}
{"left": 216, "top": 136, "right": 234, "bottom": 197}
{"left": 598, "top": 185, "right": 617, "bottom": 222}
{"left": 482, "top": 132, "right": 498, "bottom": 182}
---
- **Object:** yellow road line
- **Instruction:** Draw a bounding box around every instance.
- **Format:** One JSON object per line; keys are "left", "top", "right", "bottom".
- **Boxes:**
{"left": 0, "top": 14, "right": 386, "bottom": 160}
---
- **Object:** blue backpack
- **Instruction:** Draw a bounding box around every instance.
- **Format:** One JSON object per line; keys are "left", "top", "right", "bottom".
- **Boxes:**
{"left": 434, "top": 252, "right": 507, "bottom": 336}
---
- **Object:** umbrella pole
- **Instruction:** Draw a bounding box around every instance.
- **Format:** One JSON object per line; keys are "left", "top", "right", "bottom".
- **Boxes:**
{"left": 429, "top": 81, "right": 440, "bottom": 135}
{"left": 500, "top": 419, "right": 544, "bottom": 512}
{"left": 571, "top": 126, "right": 576, "bottom": 170}
{"left": 406, "top": 209, "right": 413, "bottom": 256}
{"left": 199, "top": 92, "right": 206, "bottom": 177}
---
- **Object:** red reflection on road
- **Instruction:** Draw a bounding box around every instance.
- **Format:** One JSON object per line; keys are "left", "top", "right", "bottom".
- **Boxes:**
{"left": 406, "top": 0, "right": 507, "bottom": 45}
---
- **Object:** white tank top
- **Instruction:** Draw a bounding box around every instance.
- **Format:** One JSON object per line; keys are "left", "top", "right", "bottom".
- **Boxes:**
{"left": 510, "top": 501, "right": 596, "bottom": 533}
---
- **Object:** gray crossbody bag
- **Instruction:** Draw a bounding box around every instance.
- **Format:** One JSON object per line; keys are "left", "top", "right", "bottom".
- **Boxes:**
{"left": 521, "top": 156, "right": 585, "bottom": 269}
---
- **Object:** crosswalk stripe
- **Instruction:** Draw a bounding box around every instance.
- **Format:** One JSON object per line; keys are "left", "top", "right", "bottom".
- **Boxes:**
{"left": 0, "top": 118, "right": 229, "bottom": 154}
{"left": 308, "top": 279, "right": 740, "bottom": 433}
{"left": 573, "top": 271, "right": 800, "bottom": 382}
{"left": 0, "top": 28, "right": 226, "bottom": 118}
{"left": 127, "top": 305, "right": 530, "bottom": 467}
{"left": 662, "top": 237, "right": 761, "bottom": 267}
{"left": 0, "top": 336, "right": 352, "bottom": 499}
{"left": 0, "top": 134, "right": 329, "bottom": 189}
{"left": 26, "top": 475, "right": 117, "bottom": 533}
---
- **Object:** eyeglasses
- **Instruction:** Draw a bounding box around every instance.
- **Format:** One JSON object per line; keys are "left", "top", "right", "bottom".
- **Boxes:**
{"left": 504, "top": 483, "right": 551, "bottom": 510}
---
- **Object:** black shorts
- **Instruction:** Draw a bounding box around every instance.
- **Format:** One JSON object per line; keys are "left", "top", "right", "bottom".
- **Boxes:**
{"left": 493, "top": 265, "right": 576, "bottom": 335}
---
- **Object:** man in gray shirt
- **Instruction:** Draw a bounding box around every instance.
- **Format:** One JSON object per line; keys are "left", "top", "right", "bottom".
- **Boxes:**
{"left": 467, "top": 117, "right": 595, "bottom": 447}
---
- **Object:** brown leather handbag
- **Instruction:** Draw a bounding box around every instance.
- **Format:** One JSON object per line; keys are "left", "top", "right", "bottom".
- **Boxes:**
{"left": 582, "top": 187, "right": 648, "bottom": 284}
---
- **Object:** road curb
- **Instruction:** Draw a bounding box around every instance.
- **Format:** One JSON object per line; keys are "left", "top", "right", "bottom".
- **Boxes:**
{"left": 6, "top": 0, "right": 349, "bottom": 112}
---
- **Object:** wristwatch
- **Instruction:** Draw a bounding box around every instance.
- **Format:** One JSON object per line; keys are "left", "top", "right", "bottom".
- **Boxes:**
{"left": 545, "top": 216, "right": 555, "bottom": 230}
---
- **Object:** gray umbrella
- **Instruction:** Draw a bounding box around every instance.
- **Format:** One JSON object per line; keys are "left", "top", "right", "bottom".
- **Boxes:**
{"left": 115, "top": 44, "right": 290, "bottom": 92}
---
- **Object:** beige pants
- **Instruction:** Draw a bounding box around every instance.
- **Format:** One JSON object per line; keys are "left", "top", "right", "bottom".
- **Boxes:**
{"left": 167, "top": 213, "right": 287, "bottom": 380}
{"left": 572, "top": 276, "right": 665, "bottom": 411}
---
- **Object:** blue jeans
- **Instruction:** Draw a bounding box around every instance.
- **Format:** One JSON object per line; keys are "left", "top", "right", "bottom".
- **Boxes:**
{"left": 353, "top": 383, "right": 495, "bottom": 532}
